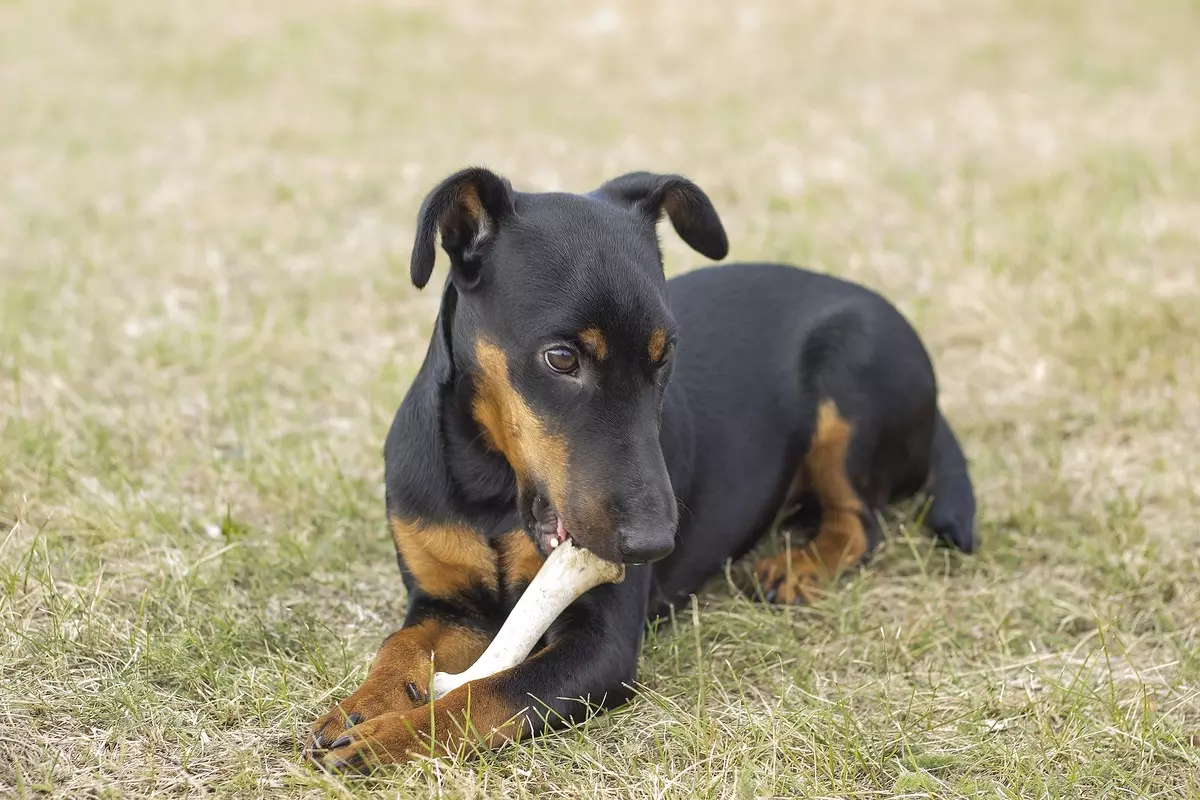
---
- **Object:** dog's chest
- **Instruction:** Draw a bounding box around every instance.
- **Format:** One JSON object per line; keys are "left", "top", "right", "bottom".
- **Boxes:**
{"left": 389, "top": 515, "right": 545, "bottom": 602}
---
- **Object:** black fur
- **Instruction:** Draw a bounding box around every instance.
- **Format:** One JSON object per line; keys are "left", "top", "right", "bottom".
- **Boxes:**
{"left": 372, "top": 167, "right": 976, "bottom": 746}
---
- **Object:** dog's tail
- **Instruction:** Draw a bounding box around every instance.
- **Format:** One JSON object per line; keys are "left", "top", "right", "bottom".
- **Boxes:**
{"left": 926, "top": 410, "right": 977, "bottom": 553}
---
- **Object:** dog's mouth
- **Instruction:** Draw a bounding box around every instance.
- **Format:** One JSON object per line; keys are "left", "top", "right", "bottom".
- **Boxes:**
{"left": 530, "top": 493, "right": 571, "bottom": 553}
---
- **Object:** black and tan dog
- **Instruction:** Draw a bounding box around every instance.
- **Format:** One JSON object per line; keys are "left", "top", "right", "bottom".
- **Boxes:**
{"left": 306, "top": 168, "right": 976, "bottom": 770}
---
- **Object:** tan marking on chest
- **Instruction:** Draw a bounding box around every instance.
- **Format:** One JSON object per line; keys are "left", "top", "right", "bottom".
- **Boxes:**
{"left": 389, "top": 515, "right": 498, "bottom": 597}
{"left": 499, "top": 529, "right": 545, "bottom": 588}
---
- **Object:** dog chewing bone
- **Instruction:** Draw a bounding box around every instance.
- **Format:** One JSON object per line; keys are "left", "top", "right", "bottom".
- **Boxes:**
{"left": 430, "top": 539, "right": 625, "bottom": 699}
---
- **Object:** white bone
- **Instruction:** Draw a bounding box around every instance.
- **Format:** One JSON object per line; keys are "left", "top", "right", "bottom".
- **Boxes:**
{"left": 430, "top": 539, "right": 624, "bottom": 699}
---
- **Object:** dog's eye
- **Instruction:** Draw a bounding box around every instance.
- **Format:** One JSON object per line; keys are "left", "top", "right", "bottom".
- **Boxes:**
{"left": 544, "top": 347, "right": 579, "bottom": 374}
{"left": 655, "top": 341, "right": 676, "bottom": 369}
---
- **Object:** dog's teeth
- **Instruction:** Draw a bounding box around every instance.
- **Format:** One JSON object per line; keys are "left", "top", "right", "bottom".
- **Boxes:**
{"left": 548, "top": 538, "right": 559, "bottom": 549}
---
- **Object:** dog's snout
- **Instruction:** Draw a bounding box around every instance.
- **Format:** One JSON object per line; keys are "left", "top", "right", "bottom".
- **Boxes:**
{"left": 561, "top": 405, "right": 678, "bottom": 564}
{"left": 614, "top": 455, "right": 681, "bottom": 563}
{"left": 617, "top": 526, "right": 676, "bottom": 564}
{"left": 565, "top": 482, "right": 677, "bottom": 565}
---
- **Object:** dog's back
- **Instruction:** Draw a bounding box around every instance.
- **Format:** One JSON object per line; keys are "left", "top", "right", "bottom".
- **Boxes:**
{"left": 651, "top": 262, "right": 975, "bottom": 610}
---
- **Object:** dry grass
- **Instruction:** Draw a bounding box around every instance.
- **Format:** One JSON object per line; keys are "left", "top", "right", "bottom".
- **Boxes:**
{"left": 3, "top": 0, "right": 1200, "bottom": 797}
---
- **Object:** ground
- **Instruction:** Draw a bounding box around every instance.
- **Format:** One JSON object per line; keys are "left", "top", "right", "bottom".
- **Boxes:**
{"left": 2, "top": 0, "right": 1199, "bottom": 797}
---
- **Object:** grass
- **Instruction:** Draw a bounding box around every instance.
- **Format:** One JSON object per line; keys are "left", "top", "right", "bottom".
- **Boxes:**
{"left": 2, "top": 0, "right": 1200, "bottom": 796}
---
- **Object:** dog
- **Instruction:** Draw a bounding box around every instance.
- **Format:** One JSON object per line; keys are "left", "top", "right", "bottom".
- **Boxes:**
{"left": 305, "top": 168, "right": 976, "bottom": 770}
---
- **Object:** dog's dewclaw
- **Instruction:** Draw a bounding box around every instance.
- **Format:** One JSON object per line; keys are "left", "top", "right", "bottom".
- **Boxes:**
{"left": 430, "top": 539, "right": 624, "bottom": 699}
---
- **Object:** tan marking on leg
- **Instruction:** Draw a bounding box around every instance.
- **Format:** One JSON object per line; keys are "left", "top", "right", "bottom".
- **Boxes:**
{"left": 578, "top": 327, "right": 608, "bottom": 361}
{"left": 389, "top": 515, "right": 497, "bottom": 597}
{"left": 308, "top": 619, "right": 490, "bottom": 755}
{"left": 318, "top": 673, "right": 526, "bottom": 769}
{"left": 428, "top": 674, "right": 526, "bottom": 749}
{"left": 754, "top": 400, "right": 867, "bottom": 603}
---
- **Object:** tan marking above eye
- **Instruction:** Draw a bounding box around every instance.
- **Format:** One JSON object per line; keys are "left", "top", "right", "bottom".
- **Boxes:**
{"left": 648, "top": 328, "right": 668, "bottom": 362}
{"left": 471, "top": 338, "right": 570, "bottom": 509}
{"left": 578, "top": 328, "right": 608, "bottom": 361}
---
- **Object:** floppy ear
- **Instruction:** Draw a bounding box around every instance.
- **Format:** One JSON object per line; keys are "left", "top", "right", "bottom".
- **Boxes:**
{"left": 410, "top": 167, "right": 515, "bottom": 290}
{"left": 592, "top": 172, "right": 729, "bottom": 261}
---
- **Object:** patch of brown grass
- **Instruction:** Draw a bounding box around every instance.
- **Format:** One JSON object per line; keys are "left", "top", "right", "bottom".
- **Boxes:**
{"left": 3, "top": 0, "right": 1199, "bottom": 796}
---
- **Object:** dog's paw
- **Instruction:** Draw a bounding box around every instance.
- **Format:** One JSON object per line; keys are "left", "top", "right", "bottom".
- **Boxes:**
{"left": 305, "top": 680, "right": 428, "bottom": 759}
{"left": 750, "top": 550, "right": 826, "bottom": 605}
{"left": 311, "top": 710, "right": 430, "bottom": 772}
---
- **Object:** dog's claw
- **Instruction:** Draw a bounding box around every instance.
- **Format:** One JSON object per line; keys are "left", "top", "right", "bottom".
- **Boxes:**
{"left": 345, "top": 713, "right": 362, "bottom": 729}
{"left": 405, "top": 682, "right": 424, "bottom": 704}
{"left": 311, "top": 748, "right": 360, "bottom": 774}
{"left": 329, "top": 735, "right": 352, "bottom": 750}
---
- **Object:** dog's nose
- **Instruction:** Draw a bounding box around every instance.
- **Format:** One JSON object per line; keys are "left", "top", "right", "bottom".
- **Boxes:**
{"left": 617, "top": 527, "right": 676, "bottom": 564}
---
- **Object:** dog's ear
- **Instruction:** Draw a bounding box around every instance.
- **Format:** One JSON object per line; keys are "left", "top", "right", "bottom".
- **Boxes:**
{"left": 592, "top": 172, "right": 728, "bottom": 261}
{"left": 410, "top": 167, "right": 515, "bottom": 291}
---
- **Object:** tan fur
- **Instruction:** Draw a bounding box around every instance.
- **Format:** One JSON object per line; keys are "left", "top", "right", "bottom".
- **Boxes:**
{"left": 459, "top": 184, "right": 484, "bottom": 223}
{"left": 471, "top": 338, "right": 570, "bottom": 511}
{"left": 307, "top": 619, "right": 490, "bottom": 754}
{"left": 578, "top": 327, "right": 609, "bottom": 361}
{"left": 500, "top": 529, "right": 545, "bottom": 587}
{"left": 753, "top": 400, "right": 867, "bottom": 603}
{"left": 389, "top": 515, "right": 497, "bottom": 597}
{"left": 647, "top": 328, "right": 668, "bottom": 362}
{"left": 432, "top": 676, "right": 526, "bottom": 748}
{"left": 316, "top": 674, "right": 526, "bottom": 768}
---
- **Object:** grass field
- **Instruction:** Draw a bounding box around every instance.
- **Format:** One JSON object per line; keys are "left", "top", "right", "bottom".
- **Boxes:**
{"left": 3, "top": 0, "right": 1200, "bottom": 796}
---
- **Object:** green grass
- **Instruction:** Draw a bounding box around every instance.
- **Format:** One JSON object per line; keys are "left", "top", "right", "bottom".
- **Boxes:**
{"left": 3, "top": 0, "right": 1200, "bottom": 796}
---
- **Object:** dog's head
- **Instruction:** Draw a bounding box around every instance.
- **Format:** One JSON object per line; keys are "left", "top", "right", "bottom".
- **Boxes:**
{"left": 409, "top": 168, "right": 727, "bottom": 564}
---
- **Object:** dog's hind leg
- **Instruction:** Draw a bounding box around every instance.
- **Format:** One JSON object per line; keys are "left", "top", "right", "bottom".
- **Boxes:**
{"left": 751, "top": 306, "right": 892, "bottom": 604}
{"left": 752, "top": 399, "right": 882, "bottom": 604}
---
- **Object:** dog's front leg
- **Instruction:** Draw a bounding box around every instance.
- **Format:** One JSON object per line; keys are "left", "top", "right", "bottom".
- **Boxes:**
{"left": 313, "top": 570, "right": 650, "bottom": 772}
{"left": 306, "top": 606, "right": 491, "bottom": 757}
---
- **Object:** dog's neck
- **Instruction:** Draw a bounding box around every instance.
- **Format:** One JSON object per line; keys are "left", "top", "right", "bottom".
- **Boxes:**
{"left": 385, "top": 285, "right": 520, "bottom": 538}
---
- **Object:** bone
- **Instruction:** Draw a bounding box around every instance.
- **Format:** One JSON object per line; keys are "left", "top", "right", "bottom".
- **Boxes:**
{"left": 430, "top": 538, "right": 625, "bottom": 699}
